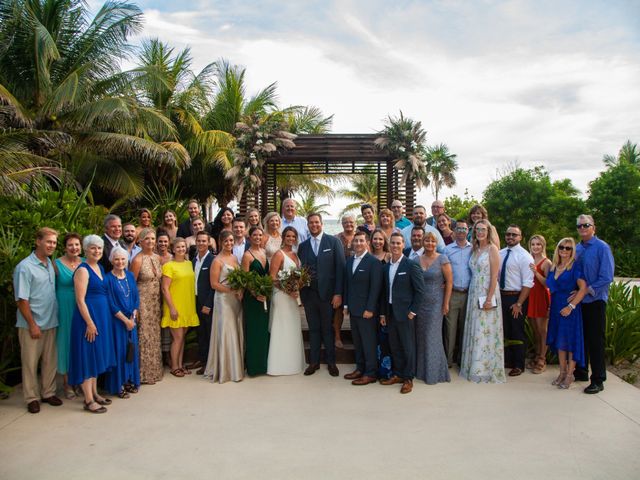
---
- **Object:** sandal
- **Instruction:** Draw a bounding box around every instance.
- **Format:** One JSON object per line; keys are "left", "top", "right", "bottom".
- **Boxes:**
{"left": 117, "top": 390, "right": 130, "bottom": 399}
{"left": 181, "top": 367, "right": 192, "bottom": 375}
{"left": 124, "top": 384, "right": 139, "bottom": 394}
{"left": 532, "top": 357, "right": 546, "bottom": 374}
{"left": 170, "top": 368, "right": 185, "bottom": 377}
{"left": 526, "top": 356, "right": 539, "bottom": 370}
{"left": 559, "top": 373, "right": 574, "bottom": 389}
{"left": 84, "top": 401, "right": 107, "bottom": 414}
{"left": 64, "top": 386, "right": 77, "bottom": 400}
{"left": 94, "top": 395, "right": 112, "bottom": 406}
{"left": 552, "top": 369, "right": 566, "bottom": 386}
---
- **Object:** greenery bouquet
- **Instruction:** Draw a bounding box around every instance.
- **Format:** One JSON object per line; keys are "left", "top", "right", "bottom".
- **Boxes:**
{"left": 246, "top": 271, "right": 273, "bottom": 312}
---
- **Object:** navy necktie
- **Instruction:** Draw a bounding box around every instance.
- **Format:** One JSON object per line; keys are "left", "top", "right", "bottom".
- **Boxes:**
{"left": 499, "top": 248, "right": 511, "bottom": 290}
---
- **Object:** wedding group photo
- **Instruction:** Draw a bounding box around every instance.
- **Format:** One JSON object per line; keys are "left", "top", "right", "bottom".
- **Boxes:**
{"left": 1, "top": 1, "right": 639, "bottom": 479}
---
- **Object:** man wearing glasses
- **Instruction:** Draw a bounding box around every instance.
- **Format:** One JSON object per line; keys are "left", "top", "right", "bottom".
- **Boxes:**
{"left": 499, "top": 225, "right": 534, "bottom": 377}
{"left": 391, "top": 200, "right": 411, "bottom": 229}
{"left": 574, "top": 215, "right": 614, "bottom": 394}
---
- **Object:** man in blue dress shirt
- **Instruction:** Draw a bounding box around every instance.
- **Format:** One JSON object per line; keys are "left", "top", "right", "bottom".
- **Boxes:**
{"left": 574, "top": 214, "right": 614, "bottom": 394}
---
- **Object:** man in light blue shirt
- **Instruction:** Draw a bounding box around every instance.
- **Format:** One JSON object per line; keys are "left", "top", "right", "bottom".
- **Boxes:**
{"left": 574, "top": 214, "right": 614, "bottom": 394}
{"left": 13, "top": 227, "right": 62, "bottom": 413}
{"left": 401, "top": 205, "right": 445, "bottom": 253}
{"left": 280, "top": 198, "right": 309, "bottom": 244}
{"left": 391, "top": 199, "right": 411, "bottom": 229}
{"left": 443, "top": 220, "right": 473, "bottom": 366}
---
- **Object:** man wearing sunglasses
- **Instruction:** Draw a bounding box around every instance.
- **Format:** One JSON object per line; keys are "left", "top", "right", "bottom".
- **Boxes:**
{"left": 574, "top": 215, "right": 614, "bottom": 394}
{"left": 499, "top": 224, "right": 535, "bottom": 377}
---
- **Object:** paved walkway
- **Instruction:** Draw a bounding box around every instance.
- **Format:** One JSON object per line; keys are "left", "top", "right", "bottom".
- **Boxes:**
{"left": 1, "top": 366, "right": 639, "bottom": 480}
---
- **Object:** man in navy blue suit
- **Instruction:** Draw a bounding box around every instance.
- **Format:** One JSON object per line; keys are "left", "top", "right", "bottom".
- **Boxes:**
{"left": 380, "top": 232, "right": 426, "bottom": 394}
{"left": 298, "top": 213, "right": 345, "bottom": 376}
{"left": 343, "top": 230, "right": 383, "bottom": 385}
{"left": 191, "top": 231, "right": 214, "bottom": 374}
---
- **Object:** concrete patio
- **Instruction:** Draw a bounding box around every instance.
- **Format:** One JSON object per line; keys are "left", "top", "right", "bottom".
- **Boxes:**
{"left": 1, "top": 366, "right": 639, "bottom": 480}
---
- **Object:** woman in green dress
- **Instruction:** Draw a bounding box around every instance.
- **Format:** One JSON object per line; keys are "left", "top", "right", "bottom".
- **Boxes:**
{"left": 241, "top": 226, "right": 270, "bottom": 376}
{"left": 54, "top": 232, "right": 83, "bottom": 399}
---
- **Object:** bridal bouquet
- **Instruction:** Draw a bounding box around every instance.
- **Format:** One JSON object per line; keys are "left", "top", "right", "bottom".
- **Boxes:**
{"left": 225, "top": 267, "right": 250, "bottom": 292}
{"left": 277, "top": 266, "right": 312, "bottom": 306}
{"left": 246, "top": 271, "right": 273, "bottom": 312}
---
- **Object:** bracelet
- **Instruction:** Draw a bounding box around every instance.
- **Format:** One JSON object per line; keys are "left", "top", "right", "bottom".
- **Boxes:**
{"left": 568, "top": 303, "right": 575, "bottom": 310}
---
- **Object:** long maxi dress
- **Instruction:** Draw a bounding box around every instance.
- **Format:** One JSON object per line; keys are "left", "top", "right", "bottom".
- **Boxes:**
{"left": 204, "top": 263, "right": 244, "bottom": 383}
{"left": 104, "top": 270, "right": 141, "bottom": 394}
{"left": 243, "top": 253, "right": 270, "bottom": 376}
{"left": 416, "top": 254, "right": 451, "bottom": 384}
{"left": 267, "top": 252, "right": 305, "bottom": 376}
{"left": 54, "top": 258, "right": 78, "bottom": 375}
{"left": 67, "top": 263, "right": 116, "bottom": 385}
{"left": 136, "top": 254, "right": 164, "bottom": 383}
{"left": 459, "top": 249, "right": 506, "bottom": 383}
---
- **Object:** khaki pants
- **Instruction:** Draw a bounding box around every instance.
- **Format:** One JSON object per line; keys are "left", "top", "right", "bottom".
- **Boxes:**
{"left": 444, "top": 291, "right": 468, "bottom": 366}
{"left": 18, "top": 327, "right": 57, "bottom": 403}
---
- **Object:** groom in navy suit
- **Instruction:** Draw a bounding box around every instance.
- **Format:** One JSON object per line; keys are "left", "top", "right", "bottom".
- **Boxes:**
{"left": 343, "top": 230, "right": 383, "bottom": 385}
{"left": 298, "top": 213, "right": 345, "bottom": 376}
{"left": 380, "top": 232, "right": 425, "bottom": 394}
{"left": 191, "top": 231, "right": 214, "bottom": 374}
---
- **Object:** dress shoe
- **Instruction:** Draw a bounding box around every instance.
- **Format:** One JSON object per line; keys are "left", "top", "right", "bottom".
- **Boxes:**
{"left": 400, "top": 380, "right": 413, "bottom": 394}
{"left": 584, "top": 382, "right": 604, "bottom": 394}
{"left": 27, "top": 400, "right": 40, "bottom": 414}
{"left": 379, "top": 376, "right": 403, "bottom": 386}
{"left": 41, "top": 395, "right": 63, "bottom": 406}
{"left": 185, "top": 360, "right": 203, "bottom": 370}
{"left": 304, "top": 364, "right": 320, "bottom": 376}
{"left": 344, "top": 370, "right": 362, "bottom": 380}
{"left": 508, "top": 368, "right": 523, "bottom": 377}
{"left": 352, "top": 375, "right": 377, "bottom": 386}
{"left": 328, "top": 364, "right": 340, "bottom": 377}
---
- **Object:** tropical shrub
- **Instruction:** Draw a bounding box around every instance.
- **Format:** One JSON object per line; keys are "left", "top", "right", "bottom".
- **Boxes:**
{"left": 605, "top": 281, "right": 640, "bottom": 366}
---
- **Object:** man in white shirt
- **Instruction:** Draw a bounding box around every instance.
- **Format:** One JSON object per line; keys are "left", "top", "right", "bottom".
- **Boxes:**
{"left": 280, "top": 198, "right": 309, "bottom": 243}
{"left": 403, "top": 226, "right": 424, "bottom": 261}
{"left": 232, "top": 217, "right": 249, "bottom": 264}
{"left": 499, "top": 224, "right": 534, "bottom": 377}
{"left": 122, "top": 223, "right": 141, "bottom": 261}
{"left": 401, "top": 205, "right": 445, "bottom": 253}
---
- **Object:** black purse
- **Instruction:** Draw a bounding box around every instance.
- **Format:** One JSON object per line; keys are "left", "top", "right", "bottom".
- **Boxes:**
{"left": 126, "top": 331, "right": 135, "bottom": 363}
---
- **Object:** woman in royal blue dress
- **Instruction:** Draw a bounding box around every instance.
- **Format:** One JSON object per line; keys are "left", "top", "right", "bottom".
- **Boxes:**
{"left": 68, "top": 235, "right": 116, "bottom": 414}
{"left": 104, "top": 247, "right": 141, "bottom": 398}
{"left": 545, "top": 238, "right": 588, "bottom": 390}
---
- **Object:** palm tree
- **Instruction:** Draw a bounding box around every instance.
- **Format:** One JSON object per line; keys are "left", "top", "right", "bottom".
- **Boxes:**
{"left": 338, "top": 172, "right": 378, "bottom": 217}
{"left": 604, "top": 140, "right": 639, "bottom": 168}
{"left": 284, "top": 105, "right": 333, "bottom": 134}
{"left": 0, "top": 0, "right": 185, "bottom": 203}
{"left": 296, "top": 189, "right": 331, "bottom": 217}
{"left": 424, "top": 143, "right": 458, "bottom": 200}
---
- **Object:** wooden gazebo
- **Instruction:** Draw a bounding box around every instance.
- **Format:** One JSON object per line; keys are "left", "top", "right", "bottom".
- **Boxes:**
{"left": 248, "top": 134, "right": 417, "bottom": 217}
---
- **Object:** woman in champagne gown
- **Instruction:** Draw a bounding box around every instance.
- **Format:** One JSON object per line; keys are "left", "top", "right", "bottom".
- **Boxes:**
{"left": 267, "top": 227, "right": 306, "bottom": 376}
{"left": 459, "top": 220, "right": 506, "bottom": 384}
{"left": 204, "top": 231, "right": 244, "bottom": 383}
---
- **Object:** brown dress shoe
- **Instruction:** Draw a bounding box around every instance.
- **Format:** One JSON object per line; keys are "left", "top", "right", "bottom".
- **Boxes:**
{"left": 352, "top": 375, "right": 377, "bottom": 385}
{"left": 304, "top": 364, "right": 320, "bottom": 376}
{"left": 344, "top": 370, "right": 362, "bottom": 380}
{"left": 27, "top": 400, "right": 40, "bottom": 414}
{"left": 379, "top": 376, "right": 403, "bottom": 386}
{"left": 400, "top": 380, "right": 413, "bottom": 394}
{"left": 508, "top": 368, "right": 523, "bottom": 377}
{"left": 328, "top": 364, "right": 340, "bottom": 377}
{"left": 41, "top": 395, "right": 63, "bottom": 406}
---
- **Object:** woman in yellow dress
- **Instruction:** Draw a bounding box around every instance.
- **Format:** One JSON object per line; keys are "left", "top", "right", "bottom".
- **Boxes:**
{"left": 161, "top": 237, "right": 199, "bottom": 377}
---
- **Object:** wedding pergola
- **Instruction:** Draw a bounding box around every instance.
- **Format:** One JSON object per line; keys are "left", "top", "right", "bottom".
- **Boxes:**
{"left": 249, "top": 134, "right": 417, "bottom": 217}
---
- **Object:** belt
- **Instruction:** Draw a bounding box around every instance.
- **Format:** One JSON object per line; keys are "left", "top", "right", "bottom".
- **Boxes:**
{"left": 453, "top": 288, "right": 468, "bottom": 293}
{"left": 500, "top": 290, "right": 521, "bottom": 296}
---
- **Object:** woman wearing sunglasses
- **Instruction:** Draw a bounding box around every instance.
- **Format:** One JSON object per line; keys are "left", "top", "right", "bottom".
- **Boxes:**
{"left": 544, "top": 238, "right": 588, "bottom": 390}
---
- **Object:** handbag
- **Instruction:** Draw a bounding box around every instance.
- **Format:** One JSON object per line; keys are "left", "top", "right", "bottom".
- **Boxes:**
{"left": 126, "top": 331, "right": 135, "bottom": 363}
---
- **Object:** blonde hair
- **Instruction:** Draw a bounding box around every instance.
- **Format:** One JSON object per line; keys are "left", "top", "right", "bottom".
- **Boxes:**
{"left": 423, "top": 231, "right": 439, "bottom": 243}
{"left": 262, "top": 212, "right": 281, "bottom": 233}
{"left": 528, "top": 234, "right": 547, "bottom": 258}
{"left": 471, "top": 219, "right": 496, "bottom": 251}
{"left": 551, "top": 237, "right": 576, "bottom": 271}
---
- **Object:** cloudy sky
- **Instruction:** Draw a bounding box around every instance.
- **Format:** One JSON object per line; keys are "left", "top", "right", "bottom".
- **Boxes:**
{"left": 108, "top": 0, "right": 640, "bottom": 213}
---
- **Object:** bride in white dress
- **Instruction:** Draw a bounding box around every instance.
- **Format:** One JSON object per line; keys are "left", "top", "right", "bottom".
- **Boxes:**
{"left": 267, "top": 227, "right": 306, "bottom": 375}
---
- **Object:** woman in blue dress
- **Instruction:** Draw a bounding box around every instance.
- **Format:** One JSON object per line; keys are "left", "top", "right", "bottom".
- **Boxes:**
{"left": 104, "top": 247, "right": 141, "bottom": 398}
{"left": 53, "top": 232, "right": 83, "bottom": 399}
{"left": 545, "top": 238, "right": 588, "bottom": 390}
{"left": 67, "top": 235, "right": 116, "bottom": 414}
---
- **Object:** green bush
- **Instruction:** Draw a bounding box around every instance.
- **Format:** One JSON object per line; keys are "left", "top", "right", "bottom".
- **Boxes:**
{"left": 605, "top": 281, "right": 640, "bottom": 366}
{"left": 0, "top": 186, "right": 105, "bottom": 392}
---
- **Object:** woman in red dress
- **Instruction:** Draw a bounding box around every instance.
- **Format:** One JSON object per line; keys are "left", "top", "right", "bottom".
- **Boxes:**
{"left": 527, "top": 234, "right": 551, "bottom": 374}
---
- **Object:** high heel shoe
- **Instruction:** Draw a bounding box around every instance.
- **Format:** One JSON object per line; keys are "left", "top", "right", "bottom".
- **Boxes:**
{"left": 559, "top": 372, "right": 574, "bottom": 389}
{"left": 552, "top": 369, "right": 566, "bottom": 386}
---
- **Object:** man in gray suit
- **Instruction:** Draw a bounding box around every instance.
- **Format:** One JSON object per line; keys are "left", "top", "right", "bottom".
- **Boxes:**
{"left": 298, "top": 213, "right": 345, "bottom": 377}
{"left": 380, "top": 232, "right": 426, "bottom": 394}
{"left": 343, "top": 230, "right": 383, "bottom": 385}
